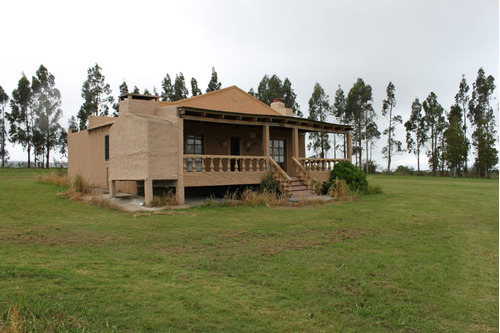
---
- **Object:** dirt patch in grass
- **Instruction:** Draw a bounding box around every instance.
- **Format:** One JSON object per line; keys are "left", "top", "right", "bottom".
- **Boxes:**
{"left": 257, "top": 228, "right": 374, "bottom": 256}
{"left": 151, "top": 227, "right": 380, "bottom": 257}
{"left": 0, "top": 226, "right": 127, "bottom": 248}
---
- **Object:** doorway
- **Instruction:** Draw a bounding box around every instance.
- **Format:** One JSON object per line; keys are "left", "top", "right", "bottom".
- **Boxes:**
{"left": 270, "top": 139, "right": 286, "bottom": 170}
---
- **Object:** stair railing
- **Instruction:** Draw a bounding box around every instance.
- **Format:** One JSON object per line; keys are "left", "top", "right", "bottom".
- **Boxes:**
{"left": 268, "top": 158, "right": 292, "bottom": 194}
{"left": 292, "top": 157, "right": 317, "bottom": 190}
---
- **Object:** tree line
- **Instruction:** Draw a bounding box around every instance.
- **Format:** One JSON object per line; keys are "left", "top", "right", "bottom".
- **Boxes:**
{"left": 0, "top": 64, "right": 225, "bottom": 167}
{"left": 73, "top": 65, "right": 224, "bottom": 131}
{"left": 0, "top": 65, "right": 66, "bottom": 168}
{"left": 0, "top": 64, "right": 497, "bottom": 177}
{"left": 304, "top": 68, "right": 497, "bottom": 178}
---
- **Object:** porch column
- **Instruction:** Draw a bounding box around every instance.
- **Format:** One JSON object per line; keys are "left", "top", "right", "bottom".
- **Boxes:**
{"left": 177, "top": 117, "right": 185, "bottom": 204}
{"left": 263, "top": 124, "right": 270, "bottom": 169}
{"left": 292, "top": 127, "right": 299, "bottom": 158}
{"left": 144, "top": 179, "right": 153, "bottom": 206}
{"left": 346, "top": 133, "right": 352, "bottom": 162}
{"left": 176, "top": 180, "right": 185, "bottom": 205}
{"left": 110, "top": 180, "right": 116, "bottom": 198}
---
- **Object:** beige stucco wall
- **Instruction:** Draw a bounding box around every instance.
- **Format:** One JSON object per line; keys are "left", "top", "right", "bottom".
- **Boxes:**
{"left": 147, "top": 117, "right": 181, "bottom": 180}
{"left": 68, "top": 130, "right": 91, "bottom": 182}
{"left": 68, "top": 125, "right": 137, "bottom": 193}
{"left": 109, "top": 105, "right": 182, "bottom": 182}
{"left": 119, "top": 98, "right": 158, "bottom": 116}
{"left": 68, "top": 126, "right": 109, "bottom": 189}
{"left": 88, "top": 115, "right": 115, "bottom": 128}
{"left": 184, "top": 170, "right": 268, "bottom": 187}
{"left": 108, "top": 113, "right": 151, "bottom": 181}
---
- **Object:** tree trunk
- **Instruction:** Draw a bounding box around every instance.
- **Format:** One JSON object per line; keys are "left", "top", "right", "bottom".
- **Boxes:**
{"left": 358, "top": 126, "right": 362, "bottom": 168}
{"left": 365, "top": 138, "right": 369, "bottom": 173}
{"left": 416, "top": 138, "right": 420, "bottom": 173}
{"left": 343, "top": 135, "right": 346, "bottom": 159}
{"left": 463, "top": 104, "right": 468, "bottom": 178}
{"left": 387, "top": 107, "right": 392, "bottom": 172}
{"left": 333, "top": 135, "right": 336, "bottom": 159}
{"left": 431, "top": 127, "right": 436, "bottom": 176}
{"left": 46, "top": 134, "right": 50, "bottom": 169}
{"left": 364, "top": 111, "right": 368, "bottom": 173}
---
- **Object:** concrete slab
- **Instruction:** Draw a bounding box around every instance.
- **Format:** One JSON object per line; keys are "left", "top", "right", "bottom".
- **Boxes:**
{"left": 88, "top": 190, "right": 331, "bottom": 212}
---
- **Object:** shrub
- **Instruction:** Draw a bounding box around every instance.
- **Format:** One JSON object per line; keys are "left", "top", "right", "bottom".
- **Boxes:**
{"left": 329, "top": 161, "right": 368, "bottom": 193}
{"left": 314, "top": 181, "right": 326, "bottom": 195}
{"left": 393, "top": 165, "right": 414, "bottom": 175}
{"left": 259, "top": 172, "right": 279, "bottom": 193}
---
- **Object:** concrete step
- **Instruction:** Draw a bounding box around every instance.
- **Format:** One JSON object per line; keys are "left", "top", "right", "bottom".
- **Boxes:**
{"left": 289, "top": 189, "right": 317, "bottom": 196}
{"left": 290, "top": 193, "right": 318, "bottom": 199}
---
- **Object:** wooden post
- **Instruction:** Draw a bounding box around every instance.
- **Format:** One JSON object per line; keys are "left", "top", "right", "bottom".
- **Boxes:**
{"left": 292, "top": 127, "right": 299, "bottom": 158}
{"left": 346, "top": 132, "right": 352, "bottom": 162}
{"left": 263, "top": 124, "right": 270, "bottom": 169}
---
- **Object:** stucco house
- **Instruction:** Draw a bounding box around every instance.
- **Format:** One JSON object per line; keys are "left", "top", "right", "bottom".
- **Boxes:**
{"left": 68, "top": 86, "right": 352, "bottom": 205}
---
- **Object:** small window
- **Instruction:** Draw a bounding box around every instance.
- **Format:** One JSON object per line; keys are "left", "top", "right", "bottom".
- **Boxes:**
{"left": 104, "top": 135, "right": 109, "bottom": 161}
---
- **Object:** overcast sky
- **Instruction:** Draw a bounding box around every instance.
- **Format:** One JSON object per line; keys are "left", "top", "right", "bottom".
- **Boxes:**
{"left": 2, "top": 0, "right": 498, "bottom": 170}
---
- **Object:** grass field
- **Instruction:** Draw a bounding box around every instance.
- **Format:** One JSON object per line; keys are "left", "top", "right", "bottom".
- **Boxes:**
{"left": 0, "top": 169, "right": 498, "bottom": 332}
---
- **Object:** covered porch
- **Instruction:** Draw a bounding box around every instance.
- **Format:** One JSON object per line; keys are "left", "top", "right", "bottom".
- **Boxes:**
{"left": 180, "top": 107, "right": 352, "bottom": 194}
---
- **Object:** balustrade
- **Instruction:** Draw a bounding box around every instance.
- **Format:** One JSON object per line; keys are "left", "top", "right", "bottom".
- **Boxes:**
{"left": 183, "top": 155, "right": 268, "bottom": 173}
{"left": 299, "top": 158, "right": 347, "bottom": 171}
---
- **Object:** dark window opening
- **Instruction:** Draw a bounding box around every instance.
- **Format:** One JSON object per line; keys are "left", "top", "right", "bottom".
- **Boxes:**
{"left": 104, "top": 135, "right": 109, "bottom": 161}
{"left": 185, "top": 134, "right": 203, "bottom": 172}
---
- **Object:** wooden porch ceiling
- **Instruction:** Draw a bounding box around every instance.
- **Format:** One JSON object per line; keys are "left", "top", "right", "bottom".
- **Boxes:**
{"left": 178, "top": 107, "right": 352, "bottom": 134}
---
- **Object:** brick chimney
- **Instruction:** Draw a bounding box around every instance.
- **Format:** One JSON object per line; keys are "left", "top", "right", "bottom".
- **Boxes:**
{"left": 270, "top": 98, "right": 294, "bottom": 117}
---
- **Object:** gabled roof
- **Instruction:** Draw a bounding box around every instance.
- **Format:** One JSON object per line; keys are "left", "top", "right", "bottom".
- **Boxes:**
{"left": 159, "top": 86, "right": 282, "bottom": 116}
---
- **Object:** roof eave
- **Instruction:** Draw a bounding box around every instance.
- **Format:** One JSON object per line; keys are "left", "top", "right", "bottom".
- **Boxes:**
{"left": 178, "top": 106, "right": 352, "bottom": 133}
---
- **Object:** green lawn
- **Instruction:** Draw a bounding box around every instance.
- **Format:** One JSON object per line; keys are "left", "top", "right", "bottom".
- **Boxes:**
{"left": 0, "top": 169, "right": 498, "bottom": 332}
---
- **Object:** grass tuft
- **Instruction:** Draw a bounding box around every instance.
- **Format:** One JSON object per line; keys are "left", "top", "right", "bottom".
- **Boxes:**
{"left": 204, "top": 189, "right": 291, "bottom": 207}
{"left": 38, "top": 171, "right": 70, "bottom": 188}
{"left": 328, "top": 179, "right": 358, "bottom": 201}
{"left": 43, "top": 173, "right": 122, "bottom": 211}
{"left": 148, "top": 190, "right": 179, "bottom": 208}
{"left": 365, "top": 183, "right": 383, "bottom": 195}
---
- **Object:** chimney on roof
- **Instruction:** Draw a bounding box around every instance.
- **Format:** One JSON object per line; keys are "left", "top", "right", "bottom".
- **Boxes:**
{"left": 270, "top": 98, "right": 293, "bottom": 117}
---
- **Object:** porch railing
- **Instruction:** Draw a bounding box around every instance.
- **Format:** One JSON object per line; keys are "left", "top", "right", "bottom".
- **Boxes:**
{"left": 299, "top": 158, "right": 348, "bottom": 171}
{"left": 183, "top": 155, "right": 344, "bottom": 193}
{"left": 183, "top": 154, "right": 268, "bottom": 173}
